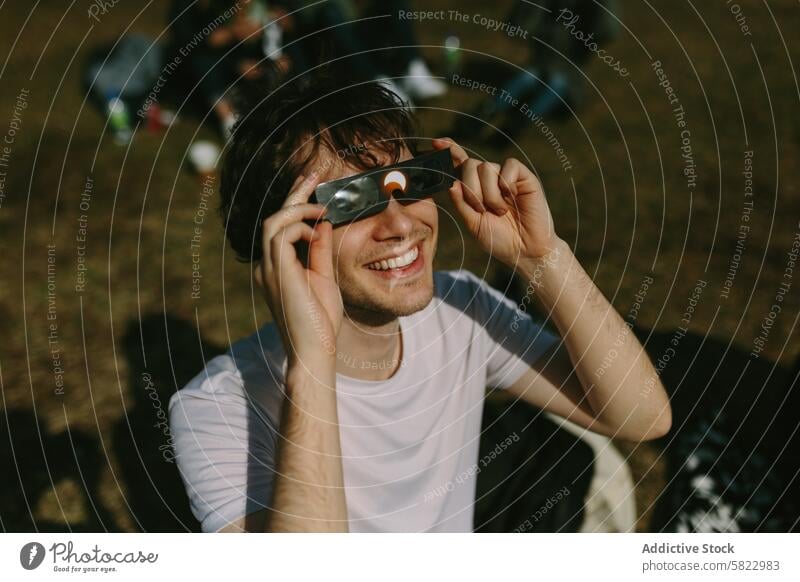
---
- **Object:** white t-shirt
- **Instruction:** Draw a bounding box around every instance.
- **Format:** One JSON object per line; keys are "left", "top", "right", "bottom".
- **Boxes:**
{"left": 168, "top": 270, "right": 560, "bottom": 532}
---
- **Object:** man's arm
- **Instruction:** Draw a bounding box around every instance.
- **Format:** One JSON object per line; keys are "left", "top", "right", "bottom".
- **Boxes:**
{"left": 428, "top": 137, "right": 671, "bottom": 443}
{"left": 239, "top": 172, "right": 347, "bottom": 532}
{"left": 215, "top": 357, "right": 345, "bottom": 532}
{"left": 264, "top": 360, "right": 348, "bottom": 531}
{"left": 506, "top": 237, "right": 672, "bottom": 441}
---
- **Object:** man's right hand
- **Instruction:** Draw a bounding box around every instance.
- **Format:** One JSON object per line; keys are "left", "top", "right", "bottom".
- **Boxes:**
{"left": 249, "top": 173, "right": 348, "bottom": 532}
{"left": 254, "top": 173, "right": 342, "bottom": 367}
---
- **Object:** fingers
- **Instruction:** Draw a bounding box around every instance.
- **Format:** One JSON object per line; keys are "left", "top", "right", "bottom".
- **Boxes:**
{"left": 269, "top": 221, "right": 319, "bottom": 282}
{"left": 433, "top": 138, "right": 513, "bottom": 216}
{"left": 477, "top": 162, "right": 507, "bottom": 215}
{"left": 432, "top": 137, "right": 468, "bottom": 166}
{"left": 444, "top": 172, "right": 477, "bottom": 224}
{"left": 459, "top": 159, "right": 486, "bottom": 213}
{"left": 283, "top": 172, "right": 322, "bottom": 207}
{"left": 499, "top": 157, "right": 541, "bottom": 197}
{"left": 456, "top": 158, "right": 513, "bottom": 216}
{"left": 259, "top": 170, "right": 329, "bottom": 285}
{"left": 499, "top": 158, "right": 522, "bottom": 197}
{"left": 261, "top": 203, "right": 326, "bottom": 277}
{"left": 262, "top": 203, "right": 327, "bottom": 242}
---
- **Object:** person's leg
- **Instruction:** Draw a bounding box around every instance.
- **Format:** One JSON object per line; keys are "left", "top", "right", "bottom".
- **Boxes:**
{"left": 181, "top": 48, "right": 238, "bottom": 136}
{"left": 358, "top": 0, "right": 447, "bottom": 100}
{"left": 474, "top": 397, "right": 595, "bottom": 532}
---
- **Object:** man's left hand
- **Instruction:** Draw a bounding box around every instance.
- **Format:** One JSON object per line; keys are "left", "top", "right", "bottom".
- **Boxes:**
{"left": 432, "top": 137, "right": 559, "bottom": 267}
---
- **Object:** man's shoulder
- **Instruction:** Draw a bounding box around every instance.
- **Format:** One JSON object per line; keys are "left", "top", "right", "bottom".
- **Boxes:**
{"left": 168, "top": 323, "right": 286, "bottom": 411}
{"left": 432, "top": 269, "right": 485, "bottom": 300}
{"left": 431, "top": 269, "right": 494, "bottom": 313}
{"left": 433, "top": 268, "right": 483, "bottom": 288}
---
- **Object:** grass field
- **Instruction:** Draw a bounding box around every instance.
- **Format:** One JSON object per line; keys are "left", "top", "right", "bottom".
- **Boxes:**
{"left": 1, "top": 0, "right": 798, "bottom": 532}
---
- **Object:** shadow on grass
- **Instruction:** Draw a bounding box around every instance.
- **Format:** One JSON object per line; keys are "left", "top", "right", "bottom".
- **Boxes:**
{"left": 495, "top": 269, "right": 800, "bottom": 532}
{"left": 3, "top": 299, "right": 796, "bottom": 532}
{"left": 112, "top": 312, "right": 225, "bottom": 532}
{"left": 0, "top": 313, "right": 224, "bottom": 532}
{"left": 1, "top": 409, "right": 118, "bottom": 532}
{"left": 646, "top": 332, "right": 800, "bottom": 532}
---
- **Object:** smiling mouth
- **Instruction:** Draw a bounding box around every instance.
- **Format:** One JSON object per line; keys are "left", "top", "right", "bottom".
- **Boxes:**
{"left": 366, "top": 245, "right": 420, "bottom": 271}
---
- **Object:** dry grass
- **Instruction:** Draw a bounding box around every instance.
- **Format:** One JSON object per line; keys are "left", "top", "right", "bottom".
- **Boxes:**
{"left": 1, "top": 0, "right": 798, "bottom": 531}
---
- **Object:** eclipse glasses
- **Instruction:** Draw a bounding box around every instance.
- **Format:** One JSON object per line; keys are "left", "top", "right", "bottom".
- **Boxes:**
{"left": 312, "top": 148, "right": 457, "bottom": 226}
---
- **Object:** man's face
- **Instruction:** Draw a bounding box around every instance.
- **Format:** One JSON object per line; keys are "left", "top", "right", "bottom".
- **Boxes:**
{"left": 311, "top": 144, "right": 439, "bottom": 323}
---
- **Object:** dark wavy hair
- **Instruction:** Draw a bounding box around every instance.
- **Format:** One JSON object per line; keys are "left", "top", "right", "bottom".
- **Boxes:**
{"left": 219, "top": 73, "right": 418, "bottom": 263}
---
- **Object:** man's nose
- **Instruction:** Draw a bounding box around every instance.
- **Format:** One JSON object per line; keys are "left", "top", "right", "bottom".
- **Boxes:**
{"left": 371, "top": 197, "right": 415, "bottom": 240}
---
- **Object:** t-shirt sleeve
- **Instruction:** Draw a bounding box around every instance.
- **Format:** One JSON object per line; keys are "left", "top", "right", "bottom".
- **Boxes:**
{"left": 168, "top": 356, "right": 278, "bottom": 532}
{"left": 462, "top": 271, "right": 561, "bottom": 389}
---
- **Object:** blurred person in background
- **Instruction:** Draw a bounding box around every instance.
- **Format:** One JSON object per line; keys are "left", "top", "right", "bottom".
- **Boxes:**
{"left": 168, "top": 0, "right": 302, "bottom": 137}
{"left": 455, "top": 0, "right": 620, "bottom": 141}
{"left": 288, "top": 0, "right": 447, "bottom": 106}
{"left": 168, "top": 0, "right": 446, "bottom": 136}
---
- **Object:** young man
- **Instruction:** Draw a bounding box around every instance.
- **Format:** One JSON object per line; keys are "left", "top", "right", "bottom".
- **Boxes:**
{"left": 168, "top": 76, "right": 672, "bottom": 533}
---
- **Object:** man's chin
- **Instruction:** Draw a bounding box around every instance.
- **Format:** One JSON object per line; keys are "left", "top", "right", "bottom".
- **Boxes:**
{"left": 343, "top": 275, "right": 434, "bottom": 322}
{"left": 389, "top": 285, "right": 435, "bottom": 317}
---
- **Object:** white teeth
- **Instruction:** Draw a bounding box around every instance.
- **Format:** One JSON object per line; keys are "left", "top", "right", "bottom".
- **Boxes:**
{"left": 367, "top": 245, "right": 419, "bottom": 271}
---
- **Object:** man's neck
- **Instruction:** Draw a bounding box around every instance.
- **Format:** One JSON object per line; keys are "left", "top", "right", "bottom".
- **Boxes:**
{"left": 335, "top": 312, "right": 403, "bottom": 382}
